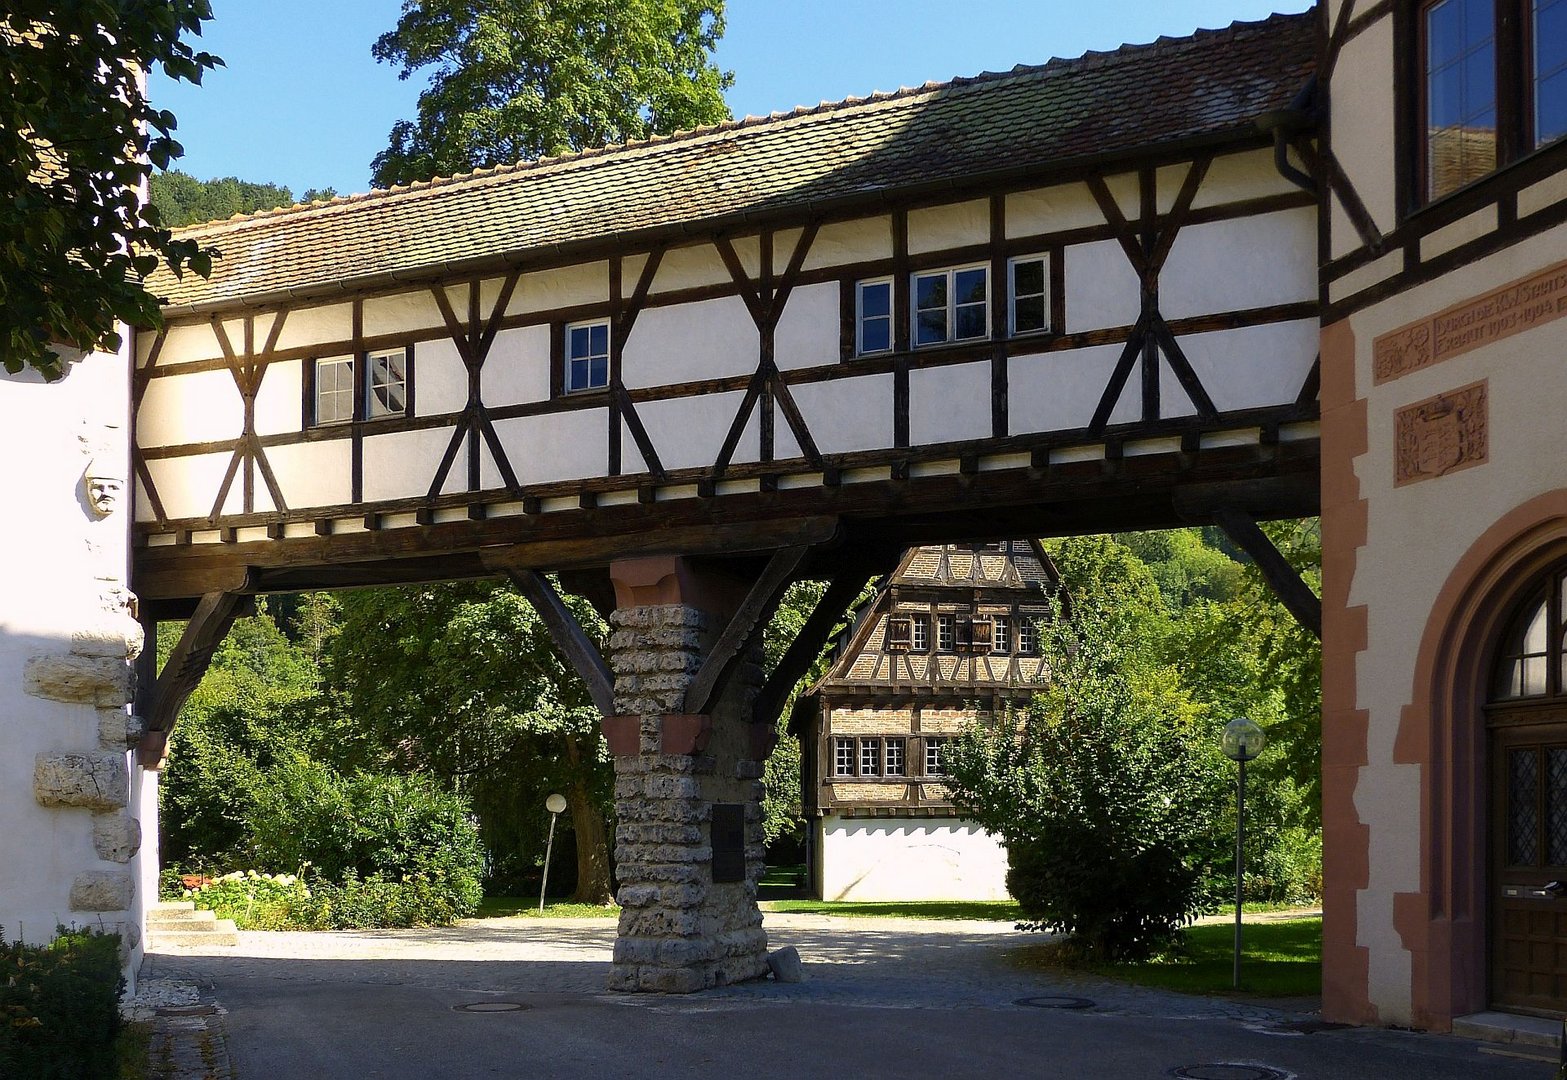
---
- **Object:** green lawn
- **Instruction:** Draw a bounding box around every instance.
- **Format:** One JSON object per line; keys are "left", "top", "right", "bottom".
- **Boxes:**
{"left": 760, "top": 899, "right": 1024, "bottom": 921}
{"left": 1038, "top": 917, "right": 1322, "bottom": 998}
{"left": 475, "top": 897, "right": 619, "bottom": 918}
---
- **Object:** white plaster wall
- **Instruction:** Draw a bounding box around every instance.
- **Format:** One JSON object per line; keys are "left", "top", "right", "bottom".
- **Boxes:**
{"left": 267, "top": 439, "right": 352, "bottom": 509}
{"left": 1009, "top": 343, "right": 1141, "bottom": 433}
{"left": 1160, "top": 209, "right": 1317, "bottom": 319}
{"left": 633, "top": 390, "right": 751, "bottom": 472}
{"left": 622, "top": 297, "right": 758, "bottom": 389}
{"left": 1064, "top": 239, "right": 1143, "bottom": 332}
{"left": 364, "top": 289, "right": 447, "bottom": 338}
{"left": 136, "top": 368, "right": 243, "bottom": 447}
{"left": 1007, "top": 180, "right": 1115, "bottom": 236}
{"left": 1187, "top": 148, "right": 1295, "bottom": 211}
{"left": 645, "top": 244, "right": 734, "bottom": 295}
{"left": 253, "top": 359, "right": 302, "bottom": 437}
{"left": 1179, "top": 320, "right": 1320, "bottom": 414}
{"left": 413, "top": 337, "right": 470, "bottom": 418}
{"left": 791, "top": 373, "right": 895, "bottom": 454}
{"left": 774, "top": 283, "right": 840, "bottom": 371}
{"left": 271, "top": 302, "right": 353, "bottom": 356}
{"left": 144, "top": 451, "right": 240, "bottom": 520}
{"left": 493, "top": 409, "right": 610, "bottom": 485}
{"left": 1331, "top": 19, "right": 1398, "bottom": 255}
{"left": 802, "top": 216, "right": 892, "bottom": 272}
{"left": 508, "top": 260, "right": 608, "bottom": 316}
{"left": 482, "top": 326, "right": 551, "bottom": 405}
{"left": 908, "top": 199, "right": 988, "bottom": 255}
{"left": 363, "top": 427, "right": 464, "bottom": 502}
{"left": 0, "top": 346, "right": 140, "bottom": 974}
{"left": 817, "top": 817, "right": 1011, "bottom": 902}
{"left": 909, "top": 361, "right": 992, "bottom": 446}
{"left": 1343, "top": 221, "right": 1567, "bottom": 1026}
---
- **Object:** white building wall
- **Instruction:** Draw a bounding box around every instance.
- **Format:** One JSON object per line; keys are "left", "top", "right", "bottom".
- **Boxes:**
{"left": 817, "top": 816, "right": 1011, "bottom": 902}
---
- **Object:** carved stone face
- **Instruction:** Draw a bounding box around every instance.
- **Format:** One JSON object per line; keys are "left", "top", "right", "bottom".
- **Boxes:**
{"left": 85, "top": 473, "right": 125, "bottom": 517}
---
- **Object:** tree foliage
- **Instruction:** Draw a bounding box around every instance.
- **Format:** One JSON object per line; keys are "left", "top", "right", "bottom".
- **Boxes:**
{"left": 1, "top": 3, "right": 220, "bottom": 378}
{"left": 149, "top": 170, "right": 338, "bottom": 228}
{"left": 370, "top": 0, "right": 733, "bottom": 187}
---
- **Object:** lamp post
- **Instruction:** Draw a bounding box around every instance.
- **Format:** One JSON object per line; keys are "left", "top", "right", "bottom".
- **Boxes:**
{"left": 1220, "top": 717, "right": 1267, "bottom": 990}
{"left": 539, "top": 793, "right": 567, "bottom": 914}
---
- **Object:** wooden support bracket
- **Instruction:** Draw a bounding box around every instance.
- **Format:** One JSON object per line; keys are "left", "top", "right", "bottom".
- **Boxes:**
{"left": 137, "top": 589, "right": 254, "bottom": 768}
{"left": 1211, "top": 507, "right": 1322, "bottom": 640}
{"left": 504, "top": 568, "right": 617, "bottom": 716}
{"left": 682, "top": 545, "right": 812, "bottom": 717}
{"left": 753, "top": 567, "right": 878, "bottom": 728}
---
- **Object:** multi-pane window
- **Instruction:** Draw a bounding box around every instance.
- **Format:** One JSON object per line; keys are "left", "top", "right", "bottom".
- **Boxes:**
{"left": 885, "top": 738, "right": 906, "bottom": 776}
{"left": 1009, "top": 255, "right": 1049, "bottom": 336}
{"left": 1018, "top": 616, "right": 1038, "bottom": 654}
{"left": 313, "top": 356, "right": 355, "bottom": 425}
{"left": 1419, "top": 0, "right": 1567, "bottom": 202}
{"left": 833, "top": 737, "right": 855, "bottom": 777}
{"left": 924, "top": 737, "right": 949, "bottom": 777}
{"left": 860, "top": 738, "right": 883, "bottom": 777}
{"left": 937, "top": 614, "right": 956, "bottom": 652}
{"left": 912, "top": 266, "right": 988, "bottom": 347}
{"left": 1494, "top": 585, "right": 1556, "bottom": 699}
{"left": 910, "top": 616, "right": 929, "bottom": 652}
{"left": 992, "top": 616, "right": 1011, "bottom": 654}
{"left": 565, "top": 319, "right": 610, "bottom": 393}
{"left": 857, "top": 278, "right": 894, "bottom": 355}
{"left": 366, "top": 349, "right": 408, "bottom": 419}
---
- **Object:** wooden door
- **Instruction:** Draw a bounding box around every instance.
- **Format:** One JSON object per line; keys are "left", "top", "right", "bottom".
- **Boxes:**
{"left": 1491, "top": 716, "right": 1567, "bottom": 1014}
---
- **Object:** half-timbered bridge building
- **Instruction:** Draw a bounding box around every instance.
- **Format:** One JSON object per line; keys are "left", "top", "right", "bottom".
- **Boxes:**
{"left": 14, "top": 0, "right": 1567, "bottom": 1034}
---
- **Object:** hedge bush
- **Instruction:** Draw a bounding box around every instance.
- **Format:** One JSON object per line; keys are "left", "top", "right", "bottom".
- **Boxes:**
{"left": 0, "top": 928, "right": 122, "bottom": 1080}
{"left": 182, "top": 869, "right": 478, "bottom": 931}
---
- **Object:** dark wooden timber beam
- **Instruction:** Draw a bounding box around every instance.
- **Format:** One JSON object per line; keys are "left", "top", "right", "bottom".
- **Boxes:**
{"left": 683, "top": 544, "right": 812, "bottom": 716}
{"left": 1211, "top": 507, "right": 1321, "bottom": 639}
{"left": 137, "top": 589, "right": 254, "bottom": 768}
{"left": 753, "top": 566, "right": 881, "bottom": 728}
{"left": 502, "top": 567, "right": 616, "bottom": 716}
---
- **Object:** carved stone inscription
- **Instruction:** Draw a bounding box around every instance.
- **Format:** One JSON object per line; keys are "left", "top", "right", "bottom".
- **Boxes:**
{"left": 1394, "top": 380, "right": 1488, "bottom": 487}
{"left": 1374, "top": 259, "right": 1567, "bottom": 383}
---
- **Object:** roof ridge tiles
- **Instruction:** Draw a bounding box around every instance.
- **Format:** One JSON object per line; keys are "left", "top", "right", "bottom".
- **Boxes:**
{"left": 169, "top": 10, "right": 1310, "bottom": 238}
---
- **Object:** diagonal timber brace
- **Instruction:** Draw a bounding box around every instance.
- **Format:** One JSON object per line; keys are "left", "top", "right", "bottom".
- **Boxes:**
{"left": 752, "top": 566, "right": 878, "bottom": 727}
{"left": 1212, "top": 507, "right": 1322, "bottom": 639}
{"left": 501, "top": 567, "right": 617, "bottom": 717}
{"left": 137, "top": 589, "right": 254, "bottom": 768}
{"left": 682, "top": 545, "right": 812, "bottom": 716}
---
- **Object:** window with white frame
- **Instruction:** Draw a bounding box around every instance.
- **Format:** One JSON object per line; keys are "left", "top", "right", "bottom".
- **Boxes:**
{"left": 1009, "top": 255, "right": 1049, "bottom": 336}
{"left": 1018, "top": 615, "right": 1038, "bottom": 654}
{"left": 924, "top": 737, "right": 949, "bottom": 777}
{"left": 313, "top": 356, "right": 355, "bottom": 425}
{"left": 885, "top": 738, "right": 906, "bottom": 776}
{"left": 913, "top": 265, "right": 988, "bottom": 347}
{"left": 992, "top": 616, "right": 1011, "bottom": 654}
{"left": 937, "top": 613, "right": 956, "bottom": 652}
{"left": 833, "top": 737, "right": 855, "bottom": 777}
{"left": 910, "top": 615, "right": 929, "bottom": 653}
{"left": 856, "top": 278, "right": 893, "bottom": 355}
{"left": 565, "top": 319, "right": 610, "bottom": 393}
{"left": 859, "top": 737, "right": 883, "bottom": 776}
{"left": 366, "top": 348, "right": 408, "bottom": 419}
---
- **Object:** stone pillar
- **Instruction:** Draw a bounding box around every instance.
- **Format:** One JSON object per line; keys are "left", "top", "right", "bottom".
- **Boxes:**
{"left": 603, "top": 556, "right": 772, "bottom": 993}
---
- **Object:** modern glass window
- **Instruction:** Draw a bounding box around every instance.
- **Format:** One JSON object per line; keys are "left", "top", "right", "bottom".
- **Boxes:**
{"left": 937, "top": 613, "right": 956, "bottom": 652}
{"left": 1424, "top": 0, "right": 1498, "bottom": 200}
{"left": 860, "top": 738, "right": 883, "bottom": 777}
{"left": 833, "top": 737, "right": 855, "bottom": 777}
{"left": 910, "top": 615, "right": 929, "bottom": 653}
{"left": 912, "top": 265, "right": 988, "bottom": 347}
{"left": 1538, "top": 0, "right": 1567, "bottom": 146}
{"left": 856, "top": 278, "right": 893, "bottom": 355}
{"left": 313, "top": 356, "right": 355, "bottom": 425}
{"left": 992, "top": 616, "right": 1011, "bottom": 654}
{"left": 885, "top": 738, "right": 906, "bottom": 776}
{"left": 365, "top": 348, "right": 408, "bottom": 419}
{"left": 924, "top": 737, "right": 949, "bottom": 777}
{"left": 1009, "top": 255, "right": 1049, "bottom": 336}
{"left": 565, "top": 319, "right": 610, "bottom": 393}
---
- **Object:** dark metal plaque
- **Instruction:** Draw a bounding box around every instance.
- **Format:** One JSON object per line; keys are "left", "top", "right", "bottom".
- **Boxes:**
{"left": 711, "top": 803, "right": 745, "bottom": 883}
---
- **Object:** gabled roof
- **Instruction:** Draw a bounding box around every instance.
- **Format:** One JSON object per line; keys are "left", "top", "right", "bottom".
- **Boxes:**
{"left": 149, "top": 12, "right": 1316, "bottom": 313}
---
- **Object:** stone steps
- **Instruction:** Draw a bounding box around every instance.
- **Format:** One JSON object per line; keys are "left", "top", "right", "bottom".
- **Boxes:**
{"left": 146, "top": 901, "right": 238, "bottom": 948}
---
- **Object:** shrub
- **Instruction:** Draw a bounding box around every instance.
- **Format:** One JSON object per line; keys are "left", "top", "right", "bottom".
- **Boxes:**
{"left": 247, "top": 757, "right": 485, "bottom": 917}
{"left": 0, "top": 928, "right": 122, "bottom": 1080}
{"left": 186, "top": 869, "right": 472, "bottom": 930}
{"left": 945, "top": 600, "right": 1230, "bottom": 961}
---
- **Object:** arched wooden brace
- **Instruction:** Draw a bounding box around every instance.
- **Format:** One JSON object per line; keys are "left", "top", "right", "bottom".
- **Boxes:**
{"left": 135, "top": 587, "right": 256, "bottom": 768}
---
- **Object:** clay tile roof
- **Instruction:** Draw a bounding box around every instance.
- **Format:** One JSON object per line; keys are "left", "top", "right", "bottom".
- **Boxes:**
{"left": 150, "top": 12, "right": 1315, "bottom": 312}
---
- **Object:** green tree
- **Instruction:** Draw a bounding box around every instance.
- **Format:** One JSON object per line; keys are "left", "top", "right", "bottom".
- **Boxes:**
{"left": 327, "top": 582, "right": 616, "bottom": 903}
{"left": 149, "top": 171, "right": 307, "bottom": 227}
{"left": 1, "top": 4, "right": 219, "bottom": 378}
{"left": 370, "top": 0, "right": 733, "bottom": 187}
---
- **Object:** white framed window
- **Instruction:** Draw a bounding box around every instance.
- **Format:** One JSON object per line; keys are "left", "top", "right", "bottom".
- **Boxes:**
{"left": 910, "top": 616, "right": 929, "bottom": 653}
{"left": 565, "top": 319, "right": 610, "bottom": 393}
{"left": 912, "top": 265, "right": 988, "bottom": 347}
{"left": 365, "top": 348, "right": 408, "bottom": 419}
{"left": 833, "top": 737, "right": 855, "bottom": 777}
{"left": 885, "top": 738, "right": 906, "bottom": 776}
{"left": 1018, "top": 616, "right": 1038, "bottom": 654}
{"left": 937, "top": 613, "right": 956, "bottom": 652}
{"left": 856, "top": 278, "right": 893, "bottom": 355}
{"left": 313, "top": 356, "right": 355, "bottom": 425}
{"left": 1009, "top": 255, "right": 1049, "bottom": 336}
{"left": 924, "top": 737, "right": 949, "bottom": 777}
{"left": 859, "top": 737, "right": 883, "bottom": 777}
{"left": 992, "top": 616, "right": 1011, "bottom": 654}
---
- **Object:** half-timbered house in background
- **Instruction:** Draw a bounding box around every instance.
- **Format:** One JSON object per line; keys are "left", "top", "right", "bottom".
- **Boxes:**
{"left": 795, "top": 541, "right": 1058, "bottom": 902}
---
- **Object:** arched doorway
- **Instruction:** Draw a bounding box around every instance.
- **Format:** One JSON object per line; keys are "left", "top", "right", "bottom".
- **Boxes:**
{"left": 1488, "top": 568, "right": 1567, "bottom": 1014}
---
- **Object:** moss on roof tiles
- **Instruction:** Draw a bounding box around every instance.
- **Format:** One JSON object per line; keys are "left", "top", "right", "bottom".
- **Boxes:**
{"left": 150, "top": 12, "right": 1315, "bottom": 311}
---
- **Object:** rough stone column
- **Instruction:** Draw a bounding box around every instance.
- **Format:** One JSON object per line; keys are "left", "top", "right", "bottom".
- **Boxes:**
{"left": 604, "top": 557, "right": 771, "bottom": 993}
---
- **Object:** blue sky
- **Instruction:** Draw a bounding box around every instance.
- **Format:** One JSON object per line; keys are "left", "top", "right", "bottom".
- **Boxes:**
{"left": 150, "top": 1, "right": 1314, "bottom": 200}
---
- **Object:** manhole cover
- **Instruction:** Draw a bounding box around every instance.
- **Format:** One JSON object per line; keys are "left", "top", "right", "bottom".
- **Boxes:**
{"left": 454, "top": 1001, "right": 530, "bottom": 1013}
{"left": 1170, "top": 1066, "right": 1288, "bottom": 1080}
{"left": 1013, "top": 995, "right": 1095, "bottom": 1010}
